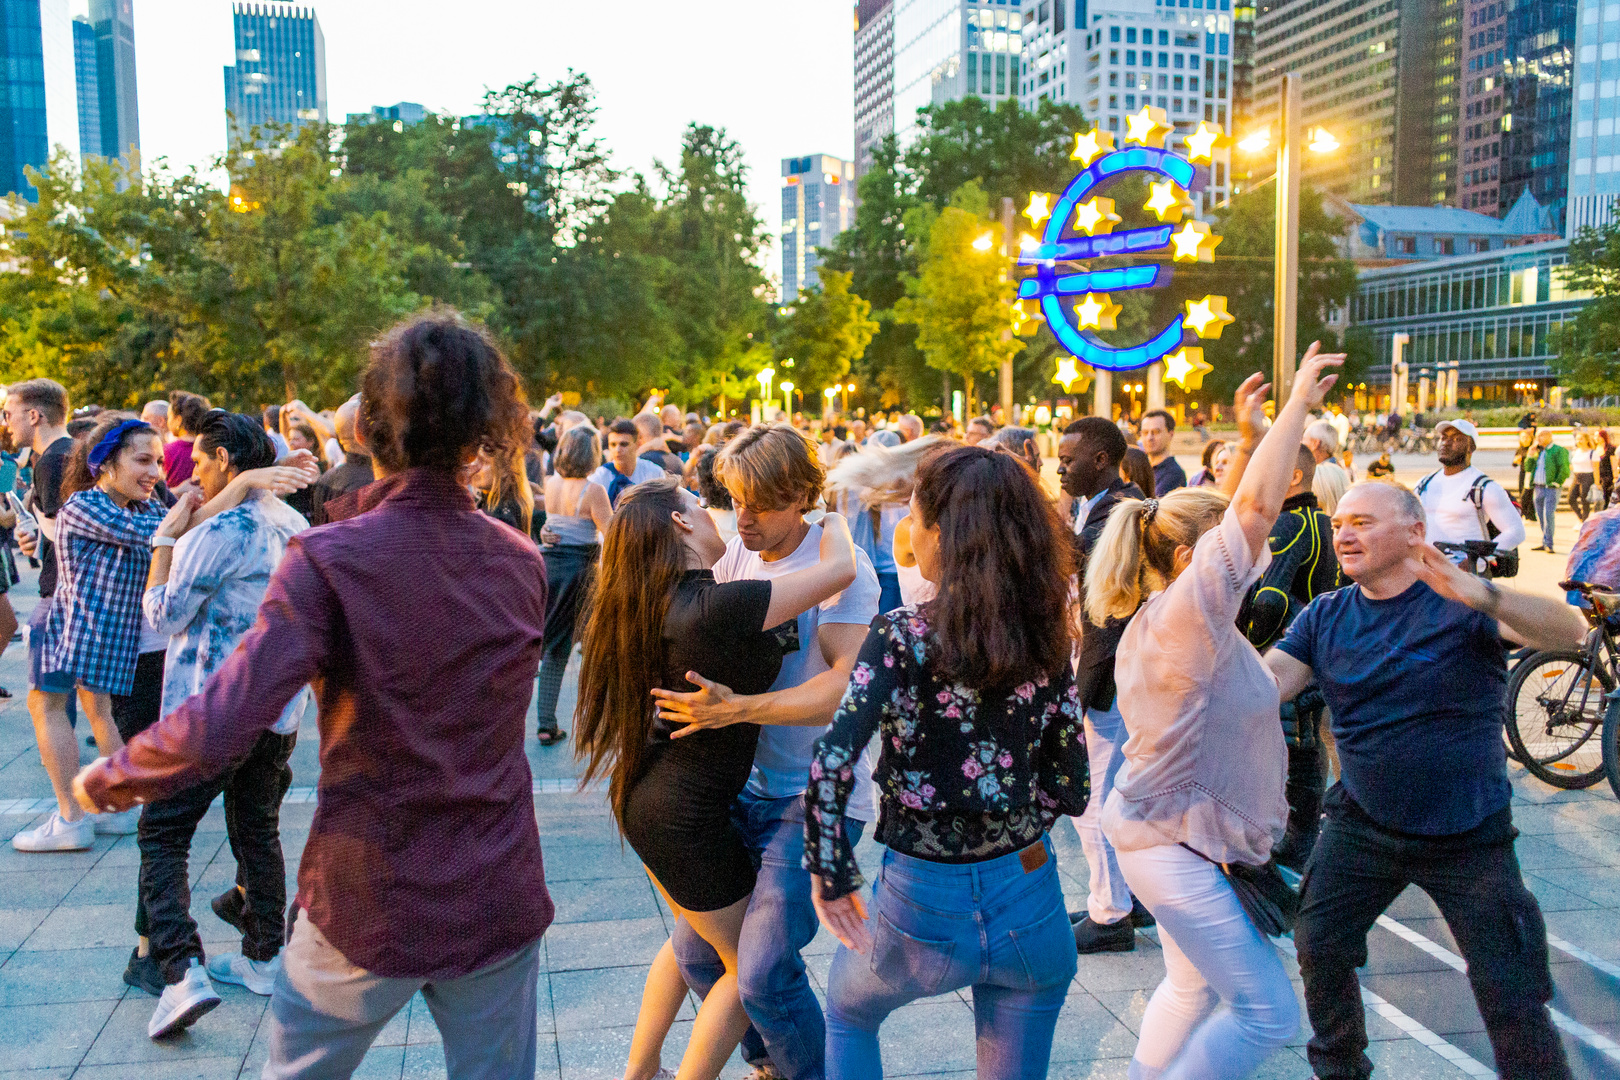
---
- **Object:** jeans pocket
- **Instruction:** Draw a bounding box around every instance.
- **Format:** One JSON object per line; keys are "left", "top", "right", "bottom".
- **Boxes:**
{"left": 869, "top": 909, "right": 955, "bottom": 995}
{"left": 1007, "top": 902, "right": 1079, "bottom": 992}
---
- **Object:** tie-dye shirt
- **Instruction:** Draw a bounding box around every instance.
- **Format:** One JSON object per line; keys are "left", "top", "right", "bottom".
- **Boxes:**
{"left": 143, "top": 490, "right": 310, "bottom": 731}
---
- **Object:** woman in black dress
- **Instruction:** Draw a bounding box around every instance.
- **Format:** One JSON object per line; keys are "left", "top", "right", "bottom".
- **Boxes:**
{"left": 575, "top": 477, "right": 857, "bottom": 1080}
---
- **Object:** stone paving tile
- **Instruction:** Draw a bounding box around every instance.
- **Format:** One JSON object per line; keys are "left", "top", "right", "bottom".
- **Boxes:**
{"left": 0, "top": 946, "right": 136, "bottom": 1007}
{"left": 71, "top": 1055, "right": 247, "bottom": 1079}
{"left": 0, "top": 870, "right": 86, "bottom": 909}
{"left": 0, "top": 998, "right": 120, "bottom": 1069}
{"left": 543, "top": 916, "right": 672, "bottom": 974}
{"left": 546, "top": 878, "right": 660, "bottom": 925}
{"left": 78, "top": 988, "right": 266, "bottom": 1066}
{"left": 549, "top": 965, "right": 693, "bottom": 1032}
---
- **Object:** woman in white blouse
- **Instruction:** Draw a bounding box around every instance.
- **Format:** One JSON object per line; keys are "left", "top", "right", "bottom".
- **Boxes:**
{"left": 1083, "top": 344, "right": 1344, "bottom": 1080}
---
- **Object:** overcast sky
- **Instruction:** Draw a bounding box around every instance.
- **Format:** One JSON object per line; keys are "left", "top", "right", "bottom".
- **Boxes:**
{"left": 111, "top": 0, "right": 856, "bottom": 281}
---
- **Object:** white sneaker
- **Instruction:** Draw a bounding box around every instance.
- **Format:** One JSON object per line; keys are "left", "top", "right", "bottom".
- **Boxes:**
{"left": 93, "top": 806, "right": 141, "bottom": 835}
{"left": 10, "top": 811, "right": 95, "bottom": 852}
{"left": 206, "top": 952, "right": 279, "bottom": 996}
{"left": 148, "top": 960, "right": 221, "bottom": 1039}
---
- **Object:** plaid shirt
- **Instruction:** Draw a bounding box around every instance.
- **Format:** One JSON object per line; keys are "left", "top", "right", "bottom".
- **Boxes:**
{"left": 38, "top": 489, "right": 166, "bottom": 696}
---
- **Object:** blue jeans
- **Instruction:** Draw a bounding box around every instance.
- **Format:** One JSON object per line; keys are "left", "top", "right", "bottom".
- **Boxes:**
{"left": 1533, "top": 485, "right": 1559, "bottom": 549}
{"left": 824, "top": 836, "right": 1076, "bottom": 1080}
{"left": 875, "top": 571, "right": 903, "bottom": 616}
{"left": 671, "top": 790, "right": 866, "bottom": 1080}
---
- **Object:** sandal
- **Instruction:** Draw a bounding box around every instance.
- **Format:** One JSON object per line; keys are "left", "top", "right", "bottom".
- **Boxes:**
{"left": 535, "top": 728, "right": 568, "bottom": 746}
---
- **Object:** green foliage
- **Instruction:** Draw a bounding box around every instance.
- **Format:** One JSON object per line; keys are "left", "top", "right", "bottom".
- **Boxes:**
{"left": 1553, "top": 218, "right": 1620, "bottom": 397}
{"left": 773, "top": 269, "right": 878, "bottom": 401}
{"left": 905, "top": 97, "right": 1090, "bottom": 213}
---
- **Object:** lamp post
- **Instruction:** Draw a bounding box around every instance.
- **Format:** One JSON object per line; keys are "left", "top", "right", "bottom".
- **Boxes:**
{"left": 823, "top": 386, "right": 837, "bottom": 416}
{"left": 780, "top": 380, "right": 795, "bottom": 416}
{"left": 842, "top": 382, "right": 854, "bottom": 414}
{"left": 757, "top": 367, "right": 775, "bottom": 418}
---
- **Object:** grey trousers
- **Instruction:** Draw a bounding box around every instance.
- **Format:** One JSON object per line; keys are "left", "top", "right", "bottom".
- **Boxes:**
{"left": 263, "top": 911, "right": 541, "bottom": 1080}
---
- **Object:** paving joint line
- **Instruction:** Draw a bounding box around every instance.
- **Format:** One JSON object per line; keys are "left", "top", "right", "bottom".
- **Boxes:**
{"left": 1375, "top": 914, "right": 1620, "bottom": 1064}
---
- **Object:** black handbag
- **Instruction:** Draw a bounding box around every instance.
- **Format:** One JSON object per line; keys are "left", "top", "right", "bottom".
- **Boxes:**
{"left": 1180, "top": 844, "right": 1300, "bottom": 937}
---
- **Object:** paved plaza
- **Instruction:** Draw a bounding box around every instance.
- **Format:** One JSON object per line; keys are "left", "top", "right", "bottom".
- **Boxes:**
{"left": 2, "top": 451, "right": 1618, "bottom": 1079}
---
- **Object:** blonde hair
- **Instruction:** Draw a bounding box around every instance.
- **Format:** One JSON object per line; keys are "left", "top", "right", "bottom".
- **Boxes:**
{"left": 716, "top": 423, "right": 825, "bottom": 512}
{"left": 823, "top": 434, "right": 953, "bottom": 508}
{"left": 1313, "top": 462, "right": 1350, "bottom": 515}
{"left": 1084, "top": 487, "right": 1230, "bottom": 624}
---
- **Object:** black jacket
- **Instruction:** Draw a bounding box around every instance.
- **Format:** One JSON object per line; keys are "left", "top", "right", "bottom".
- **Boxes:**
{"left": 1074, "top": 478, "right": 1146, "bottom": 712}
{"left": 1239, "top": 491, "right": 1342, "bottom": 651}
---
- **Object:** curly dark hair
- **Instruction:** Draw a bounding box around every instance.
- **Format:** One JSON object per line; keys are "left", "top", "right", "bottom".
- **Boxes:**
{"left": 912, "top": 445, "right": 1075, "bottom": 691}
{"left": 167, "top": 391, "right": 212, "bottom": 438}
{"left": 691, "top": 445, "right": 732, "bottom": 510}
{"left": 197, "top": 410, "right": 276, "bottom": 473}
{"left": 359, "top": 311, "right": 529, "bottom": 473}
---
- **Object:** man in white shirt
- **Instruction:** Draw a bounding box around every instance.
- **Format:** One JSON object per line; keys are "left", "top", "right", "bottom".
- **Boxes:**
{"left": 1415, "top": 419, "right": 1525, "bottom": 574}
{"left": 587, "top": 418, "right": 663, "bottom": 508}
{"left": 653, "top": 424, "right": 879, "bottom": 1080}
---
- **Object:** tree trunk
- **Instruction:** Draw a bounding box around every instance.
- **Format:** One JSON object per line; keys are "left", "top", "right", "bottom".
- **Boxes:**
{"left": 941, "top": 371, "right": 951, "bottom": 415}
{"left": 964, "top": 373, "right": 975, "bottom": 418}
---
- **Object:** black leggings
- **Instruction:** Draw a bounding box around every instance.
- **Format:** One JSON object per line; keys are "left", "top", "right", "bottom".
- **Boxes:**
{"left": 1571, "top": 473, "right": 1594, "bottom": 521}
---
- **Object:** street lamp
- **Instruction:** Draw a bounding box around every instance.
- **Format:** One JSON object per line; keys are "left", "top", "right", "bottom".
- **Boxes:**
{"left": 842, "top": 382, "right": 855, "bottom": 413}
{"left": 780, "top": 380, "right": 795, "bottom": 416}
{"left": 823, "top": 386, "right": 837, "bottom": 415}
{"left": 756, "top": 367, "right": 775, "bottom": 415}
{"left": 1236, "top": 72, "right": 1339, "bottom": 400}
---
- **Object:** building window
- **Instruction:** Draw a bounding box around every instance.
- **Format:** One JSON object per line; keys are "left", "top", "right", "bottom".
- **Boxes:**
{"left": 1159, "top": 51, "right": 1169, "bottom": 66}
{"left": 1126, "top": 50, "right": 1136, "bottom": 65}
{"left": 1127, "top": 28, "right": 1137, "bottom": 42}
{"left": 1189, "top": 76, "right": 1199, "bottom": 92}
{"left": 1109, "top": 115, "right": 1121, "bottom": 131}
{"left": 1158, "top": 74, "right": 1168, "bottom": 89}
{"left": 1110, "top": 26, "right": 1121, "bottom": 41}
{"left": 1395, "top": 237, "right": 1417, "bottom": 255}
{"left": 1471, "top": 238, "right": 1489, "bottom": 253}
{"left": 1159, "top": 30, "right": 1169, "bottom": 44}
{"left": 1175, "top": 53, "right": 1185, "bottom": 68}
{"left": 1109, "top": 93, "right": 1119, "bottom": 108}
{"left": 1110, "top": 49, "right": 1118, "bottom": 63}
{"left": 1126, "top": 93, "right": 1136, "bottom": 109}
{"left": 1434, "top": 238, "right": 1454, "bottom": 255}
{"left": 1173, "top": 75, "right": 1184, "bottom": 90}
{"left": 1109, "top": 72, "right": 1119, "bottom": 85}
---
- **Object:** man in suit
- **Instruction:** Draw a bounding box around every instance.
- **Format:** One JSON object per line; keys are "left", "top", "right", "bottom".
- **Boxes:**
{"left": 1055, "top": 417, "right": 1154, "bottom": 953}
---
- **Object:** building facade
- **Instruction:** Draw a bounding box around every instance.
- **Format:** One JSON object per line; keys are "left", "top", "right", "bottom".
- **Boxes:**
{"left": 1253, "top": 0, "right": 1459, "bottom": 207}
{"left": 855, "top": 0, "right": 895, "bottom": 186}
{"left": 1497, "top": 0, "right": 1575, "bottom": 233}
{"left": 892, "top": 0, "right": 1025, "bottom": 144}
{"left": 1023, "top": 0, "right": 1236, "bottom": 214}
{"left": 0, "top": 0, "right": 80, "bottom": 199}
{"left": 1351, "top": 238, "right": 1586, "bottom": 404}
{"left": 89, "top": 0, "right": 137, "bottom": 162}
{"left": 1458, "top": 0, "right": 1507, "bottom": 212}
{"left": 223, "top": 3, "right": 327, "bottom": 146}
{"left": 348, "top": 102, "right": 426, "bottom": 127}
{"left": 1565, "top": 0, "right": 1616, "bottom": 235}
{"left": 72, "top": 15, "right": 99, "bottom": 162}
{"left": 781, "top": 154, "right": 855, "bottom": 302}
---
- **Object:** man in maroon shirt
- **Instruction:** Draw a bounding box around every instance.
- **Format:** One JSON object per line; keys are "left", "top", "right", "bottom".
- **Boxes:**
{"left": 74, "top": 314, "right": 554, "bottom": 1077}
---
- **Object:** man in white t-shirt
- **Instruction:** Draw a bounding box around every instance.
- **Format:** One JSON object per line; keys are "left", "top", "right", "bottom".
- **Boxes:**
{"left": 1416, "top": 419, "right": 1525, "bottom": 574}
{"left": 654, "top": 424, "right": 879, "bottom": 1080}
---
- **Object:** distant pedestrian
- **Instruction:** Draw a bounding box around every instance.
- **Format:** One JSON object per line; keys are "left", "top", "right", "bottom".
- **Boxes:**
{"left": 1139, "top": 409, "right": 1186, "bottom": 494}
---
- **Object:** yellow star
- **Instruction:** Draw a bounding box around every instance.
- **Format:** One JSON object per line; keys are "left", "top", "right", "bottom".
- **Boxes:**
{"left": 1184, "top": 294, "right": 1236, "bottom": 339}
{"left": 1072, "top": 196, "right": 1121, "bottom": 236}
{"left": 1053, "top": 356, "right": 1084, "bottom": 392}
{"left": 1144, "top": 179, "right": 1192, "bottom": 223}
{"left": 1170, "top": 220, "right": 1223, "bottom": 262}
{"left": 1184, "top": 121, "right": 1230, "bottom": 164}
{"left": 1024, "top": 191, "right": 1054, "bottom": 227}
{"left": 1011, "top": 297, "right": 1044, "bottom": 336}
{"left": 1124, "top": 105, "right": 1173, "bottom": 149}
{"left": 1164, "top": 347, "right": 1214, "bottom": 391}
{"left": 1071, "top": 128, "right": 1116, "bottom": 167}
{"left": 1074, "top": 292, "right": 1122, "bottom": 331}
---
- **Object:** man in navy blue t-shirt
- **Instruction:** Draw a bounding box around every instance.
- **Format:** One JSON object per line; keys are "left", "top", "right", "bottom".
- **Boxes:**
{"left": 1267, "top": 481, "right": 1585, "bottom": 1080}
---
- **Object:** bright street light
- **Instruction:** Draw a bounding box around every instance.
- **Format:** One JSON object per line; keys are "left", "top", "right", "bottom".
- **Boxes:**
{"left": 972, "top": 232, "right": 995, "bottom": 251}
{"left": 1237, "top": 130, "right": 1271, "bottom": 155}
{"left": 1307, "top": 127, "right": 1340, "bottom": 154}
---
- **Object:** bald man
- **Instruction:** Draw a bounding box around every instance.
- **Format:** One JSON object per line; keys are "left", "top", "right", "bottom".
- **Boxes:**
{"left": 897, "top": 414, "right": 923, "bottom": 443}
{"left": 141, "top": 401, "right": 170, "bottom": 444}
{"left": 308, "top": 396, "right": 374, "bottom": 525}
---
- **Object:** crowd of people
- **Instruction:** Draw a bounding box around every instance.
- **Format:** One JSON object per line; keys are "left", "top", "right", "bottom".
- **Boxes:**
{"left": 0, "top": 308, "right": 1608, "bottom": 1080}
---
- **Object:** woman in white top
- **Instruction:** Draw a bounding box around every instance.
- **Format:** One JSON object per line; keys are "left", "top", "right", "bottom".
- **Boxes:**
{"left": 1571, "top": 430, "right": 1599, "bottom": 521}
{"left": 1084, "top": 344, "right": 1344, "bottom": 1080}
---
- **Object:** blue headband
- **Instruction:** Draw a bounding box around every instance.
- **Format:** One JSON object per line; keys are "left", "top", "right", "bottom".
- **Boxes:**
{"left": 87, "top": 419, "right": 153, "bottom": 478}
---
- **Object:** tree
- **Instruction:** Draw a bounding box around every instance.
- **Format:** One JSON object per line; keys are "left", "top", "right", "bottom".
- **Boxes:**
{"left": 905, "top": 97, "right": 1090, "bottom": 213}
{"left": 773, "top": 269, "right": 879, "bottom": 400}
{"left": 1553, "top": 218, "right": 1620, "bottom": 397}
{"left": 893, "top": 183, "right": 1020, "bottom": 411}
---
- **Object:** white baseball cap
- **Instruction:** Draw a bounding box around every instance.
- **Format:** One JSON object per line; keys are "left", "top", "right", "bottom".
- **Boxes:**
{"left": 1435, "top": 419, "right": 1479, "bottom": 442}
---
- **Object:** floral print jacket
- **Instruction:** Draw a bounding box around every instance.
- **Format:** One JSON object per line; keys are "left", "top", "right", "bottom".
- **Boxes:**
{"left": 804, "top": 606, "right": 1088, "bottom": 900}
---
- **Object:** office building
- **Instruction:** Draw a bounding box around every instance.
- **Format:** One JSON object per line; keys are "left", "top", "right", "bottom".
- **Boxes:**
{"left": 1491, "top": 0, "right": 1573, "bottom": 236}
{"left": 72, "top": 15, "right": 99, "bottom": 161}
{"left": 347, "top": 102, "right": 426, "bottom": 127}
{"left": 1022, "top": 0, "right": 1236, "bottom": 214}
{"left": 223, "top": 3, "right": 327, "bottom": 146}
{"left": 781, "top": 154, "right": 855, "bottom": 302}
{"left": 1458, "top": 0, "right": 1508, "bottom": 212}
{"left": 1568, "top": 0, "right": 1620, "bottom": 234}
{"left": 855, "top": 0, "right": 895, "bottom": 186}
{"left": 892, "top": 0, "right": 1026, "bottom": 144}
{"left": 1253, "top": 0, "right": 1460, "bottom": 207}
{"left": 1350, "top": 237, "right": 1584, "bottom": 405}
{"left": 1334, "top": 195, "right": 1557, "bottom": 263}
{"left": 0, "top": 0, "right": 80, "bottom": 199}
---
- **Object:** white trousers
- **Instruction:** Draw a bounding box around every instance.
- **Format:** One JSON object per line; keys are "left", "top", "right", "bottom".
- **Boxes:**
{"left": 1072, "top": 702, "right": 1133, "bottom": 924}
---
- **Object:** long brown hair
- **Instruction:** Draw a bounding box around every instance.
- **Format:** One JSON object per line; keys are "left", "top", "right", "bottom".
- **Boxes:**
{"left": 479, "top": 444, "right": 535, "bottom": 534}
{"left": 574, "top": 478, "right": 689, "bottom": 826}
{"left": 912, "top": 445, "right": 1076, "bottom": 691}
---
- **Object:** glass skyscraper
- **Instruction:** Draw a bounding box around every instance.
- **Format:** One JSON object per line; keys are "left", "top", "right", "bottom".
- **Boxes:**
{"left": 0, "top": 0, "right": 80, "bottom": 199}
{"left": 72, "top": 15, "right": 99, "bottom": 161}
{"left": 1497, "top": 0, "right": 1574, "bottom": 234}
{"left": 223, "top": 3, "right": 327, "bottom": 146}
{"left": 781, "top": 154, "right": 855, "bottom": 302}
{"left": 71, "top": 0, "right": 139, "bottom": 165}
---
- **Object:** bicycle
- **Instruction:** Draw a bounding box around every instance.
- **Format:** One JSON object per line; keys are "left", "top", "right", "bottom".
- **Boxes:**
{"left": 1504, "top": 580, "right": 1620, "bottom": 790}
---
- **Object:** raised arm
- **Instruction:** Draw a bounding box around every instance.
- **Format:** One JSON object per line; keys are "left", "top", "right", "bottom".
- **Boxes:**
{"left": 1232, "top": 343, "right": 1344, "bottom": 558}
{"left": 58, "top": 493, "right": 163, "bottom": 548}
{"left": 189, "top": 461, "right": 320, "bottom": 529}
{"left": 760, "top": 512, "right": 858, "bottom": 629}
{"left": 1408, "top": 542, "right": 1587, "bottom": 651}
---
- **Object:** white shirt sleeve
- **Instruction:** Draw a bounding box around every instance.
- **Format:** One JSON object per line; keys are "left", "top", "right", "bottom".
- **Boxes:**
{"left": 1483, "top": 480, "right": 1525, "bottom": 551}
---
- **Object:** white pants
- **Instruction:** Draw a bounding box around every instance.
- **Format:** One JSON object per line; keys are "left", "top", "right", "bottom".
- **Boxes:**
{"left": 1072, "top": 702, "right": 1132, "bottom": 924}
{"left": 1115, "top": 844, "right": 1299, "bottom": 1080}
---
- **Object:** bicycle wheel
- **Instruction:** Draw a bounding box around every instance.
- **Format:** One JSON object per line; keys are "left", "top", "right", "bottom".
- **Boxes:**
{"left": 1605, "top": 689, "right": 1620, "bottom": 801}
{"left": 1506, "top": 649, "right": 1611, "bottom": 789}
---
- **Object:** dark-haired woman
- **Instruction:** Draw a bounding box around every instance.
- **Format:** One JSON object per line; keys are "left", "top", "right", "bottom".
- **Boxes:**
{"left": 14, "top": 416, "right": 311, "bottom": 857}
{"left": 76, "top": 312, "right": 557, "bottom": 1073}
{"left": 281, "top": 421, "right": 324, "bottom": 521}
{"left": 574, "top": 477, "right": 857, "bottom": 1080}
{"left": 163, "top": 391, "right": 211, "bottom": 489}
{"left": 473, "top": 443, "right": 542, "bottom": 543}
{"left": 533, "top": 426, "right": 611, "bottom": 744}
{"left": 806, "top": 445, "right": 1089, "bottom": 1079}
{"left": 1121, "top": 445, "right": 1156, "bottom": 500}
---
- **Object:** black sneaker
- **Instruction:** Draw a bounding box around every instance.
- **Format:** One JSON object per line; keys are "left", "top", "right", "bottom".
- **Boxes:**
{"left": 123, "top": 947, "right": 166, "bottom": 997}
{"left": 1129, "top": 896, "right": 1155, "bottom": 928}
{"left": 211, "top": 886, "right": 247, "bottom": 935}
{"left": 1074, "top": 915, "right": 1136, "bottom": 954}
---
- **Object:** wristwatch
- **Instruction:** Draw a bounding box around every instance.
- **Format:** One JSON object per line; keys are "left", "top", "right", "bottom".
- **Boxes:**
{"left": 151, "top": 536, "right": 177, "bottom": 549}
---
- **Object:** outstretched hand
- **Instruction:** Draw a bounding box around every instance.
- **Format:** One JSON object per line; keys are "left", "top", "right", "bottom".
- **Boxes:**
{"left": 812, "top": 874, "right": 873, "bottom": 954}
{"left": 1289, "top": 341, "right": 1345, "bottom": 411}
{"left": 1406, "top": 542, "right": 1487, "bottom": 609}
{"left": 1232, "top": 372, "right": 1270, "bottom": 447}
{"left": 652, "top": 672, "right": 749, "bottom": 738}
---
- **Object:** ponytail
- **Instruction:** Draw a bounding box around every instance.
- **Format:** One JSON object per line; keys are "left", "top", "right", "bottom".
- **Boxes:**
{"left": 1083, "top": 487, "right": 1230, "bottom": 626}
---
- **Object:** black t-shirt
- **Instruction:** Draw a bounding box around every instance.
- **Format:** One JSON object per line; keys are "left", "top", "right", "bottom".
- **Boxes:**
{"left": 652, "top": 570, "right": 779, "bottom": 741}
{"left": 32, "top": 436, "right": 72, "bottom": 598}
